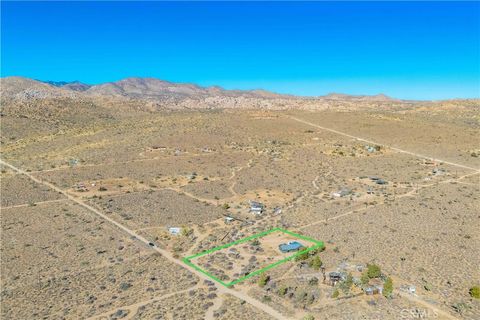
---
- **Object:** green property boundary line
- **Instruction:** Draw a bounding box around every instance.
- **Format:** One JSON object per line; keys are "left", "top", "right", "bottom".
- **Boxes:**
{"left": 182, "top": 227, "right": 324, "bottom": 287}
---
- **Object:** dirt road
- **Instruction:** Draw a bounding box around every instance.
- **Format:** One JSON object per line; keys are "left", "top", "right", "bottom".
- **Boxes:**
{"left": 288, "top": 116, "right": 480, "bottom": 172}
{"left": 0, "top": 159, "right": 289, "bottom": 320}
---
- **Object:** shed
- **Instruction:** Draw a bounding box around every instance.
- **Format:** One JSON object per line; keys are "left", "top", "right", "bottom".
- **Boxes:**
{"left": 328, "top": 271, "right": 346, "bottom": 286}
{"left": 273, "top": 207, "right": 282, "bottom": 215}
{"left": 364, "top": 287, "right": 376, "bottom": 295}
{"left": 168, "top": 227, "right": 181, "bottom": 236}
{"left": 333, "top": 188, "right": 352, "bottom": 198}
{"left": 75, "top": 182, "right": 88, "bottom": 192}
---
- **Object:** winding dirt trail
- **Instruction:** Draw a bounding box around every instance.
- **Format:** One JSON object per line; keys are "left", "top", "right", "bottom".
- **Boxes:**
{"left": 204, "top": 294, "right": 225, "bottom": 320}
{"left": 298, "top": 171, "right": 479, "bottom": 231}
{"left": 86, "top": 286, "right": 200, "bottom": 320}
{"left": 0, "top": 198, "right": 68, "bottom": 210}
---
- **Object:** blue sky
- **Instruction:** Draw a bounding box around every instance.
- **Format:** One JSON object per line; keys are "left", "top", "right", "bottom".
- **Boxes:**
{"left": 2, "top": 1, "right": 479, "bottom": 100}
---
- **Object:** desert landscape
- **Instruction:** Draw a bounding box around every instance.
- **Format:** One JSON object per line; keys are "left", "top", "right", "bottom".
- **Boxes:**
{"left": 0, "top": 76, "right": 479, "bottom": 319}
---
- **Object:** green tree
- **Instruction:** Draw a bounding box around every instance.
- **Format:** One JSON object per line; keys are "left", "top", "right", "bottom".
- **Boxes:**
{"left": 366, "top": 263, "right": 381, "bottom": 278}
{"left": 340, "top": 273, "right": 354, "bottom": 294}
{"left": 258, "top": 273, "right": 270, "bottom": 287}
{"left": 309, "top": 256, "right": 323, "bottom": 270}
{"left": 361, "top": 272, "right": 370, "bottom": 285}
{"left": 383, "top": 277, "right": 393, "bottom": 298}
{"left": 303, "top": 314, "right": 315, "bottom": 320}
{"left": 295, "top": 249, "right": 309, "bottom": 262}
{"left": 469, "top": 286, "right": 480, "bottom": 299}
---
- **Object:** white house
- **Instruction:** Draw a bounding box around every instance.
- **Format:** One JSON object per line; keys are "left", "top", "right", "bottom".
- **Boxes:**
{"left": 168, "top": 227, "right": 181, "bottom": 235}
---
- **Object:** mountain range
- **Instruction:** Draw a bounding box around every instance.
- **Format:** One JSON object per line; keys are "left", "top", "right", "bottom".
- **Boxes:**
{"left": 2, "top": 76, "right": 398, "bottom": 102}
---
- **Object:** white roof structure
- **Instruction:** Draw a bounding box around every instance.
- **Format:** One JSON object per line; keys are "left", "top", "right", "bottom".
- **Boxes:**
{"left": 168, "top": 227, "right": 181, "bottom": 235}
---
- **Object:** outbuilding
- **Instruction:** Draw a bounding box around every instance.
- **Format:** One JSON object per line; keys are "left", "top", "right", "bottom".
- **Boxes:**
{"left": 249, "top": 201, "right": 264, "bottom": 214}
{"left": 332, "top": 188, "right": 352, "bottom": 198}
{"left": 168, "top": 227, "right": 181, "bottom": 236}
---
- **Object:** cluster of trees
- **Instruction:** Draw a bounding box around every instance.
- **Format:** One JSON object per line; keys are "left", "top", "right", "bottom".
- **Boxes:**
{"left": 360, "top": 263, "right": 393, "bottom": 298}
{"left": 294, "top": 246, "right": 325, "bottom": 270}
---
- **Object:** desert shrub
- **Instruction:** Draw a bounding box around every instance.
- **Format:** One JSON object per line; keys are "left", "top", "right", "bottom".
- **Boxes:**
{"left": 469, "top": 286, "right": 480, "bottom": 299}
{"left": 258, "top": 273, "right": 270, "bottom": 287}
{"left": 309, "top": 256, "right": 322, "bottom": 270}
{"left": 452, "top": 302, "right": 470, "bottom": 314}
{"left": 119, "top": 282, "right": 132, "bottom": 291}
{"left": 99, "top": 186, "right": 108, "bottom": 191}
{"left": 340, "top": 273, "right": 353, "bottom": 294}
{"left": 303, "top": 315, "right": 315, "bottom": 320}
{"left": 308, "top": 277, "right": 319, "bottom": 286}
{"left": 332, "top": 289, "right": 339, "bottom": 298}
{"left": 262, "top": 295, "right": 272, "bottom": 302}
{"left": 424, "top": 283, "right": 432, "bottom": 291}
{"left": 278, "top": 286, "right": 288, "bottom": 296}
{"left": 383, "top": 277, "right": 393, "bottom": 298}
{"left": 366, "top": 263, "right": 381, "bottom": 278}
{"left": 222, "top": 203, "right": 230, "bottom": 209}
{"left": 181, "top": 227, "right": 193, "bottom": 237}
{"left": 295, "top": 290, "right": 307, "bottom": 303}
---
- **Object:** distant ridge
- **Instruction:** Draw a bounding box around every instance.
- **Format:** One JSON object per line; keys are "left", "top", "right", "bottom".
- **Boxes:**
{"left": 7, "top": 75, "right": 478, "bottom": 105}
{"left": 15, "top": 76, "right": 399, "bottom": 101}
{"left": 4, "top": 76, "right": 475, "bottom": 104}
{"left": 323, "top": 92, "right": 398, "bottom": 102}
{"left": 2, "top": 76, "right": 478, "bottom": 115}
